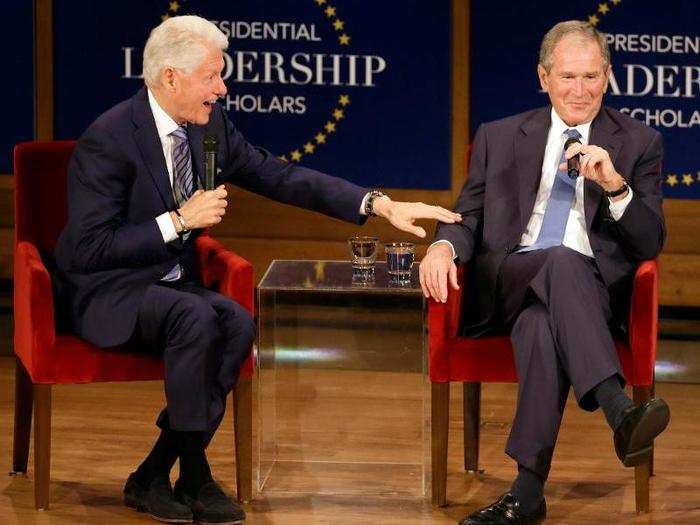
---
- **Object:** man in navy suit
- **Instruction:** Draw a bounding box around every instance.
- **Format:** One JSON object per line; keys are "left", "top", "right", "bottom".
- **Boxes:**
{"left": 54, "top": 15, "right": 461, "bottom": 524}
{"left": 420, "top": 21, "right": 670, "bottom": 524}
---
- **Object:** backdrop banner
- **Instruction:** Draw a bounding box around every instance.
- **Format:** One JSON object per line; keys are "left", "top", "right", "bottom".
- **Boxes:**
{"left": 53, "top": 0, "right": 451, "bottom": 190}
{"left": 471, "top": 0, "right": 699, "bottom": 199}
{"left": 2, "top": 3, "right": 33, "bottom": 174}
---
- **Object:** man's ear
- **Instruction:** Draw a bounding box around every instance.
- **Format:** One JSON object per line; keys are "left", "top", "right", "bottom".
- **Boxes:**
{"left": 162, "top": 67, "right": 177, "bottom": 92}
{"left": 537, "top": 64, "right": 549, "bottom": 93}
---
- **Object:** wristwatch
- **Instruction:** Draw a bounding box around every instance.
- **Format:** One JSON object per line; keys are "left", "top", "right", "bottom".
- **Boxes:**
{"left": 604, "top": 182, "right": 629, "bottom": 198}
{"left": 174, "top": 209, "right": 190, "bottom": 233}
{"left": 364, "top": 190, "right": 385, "bottom": 216}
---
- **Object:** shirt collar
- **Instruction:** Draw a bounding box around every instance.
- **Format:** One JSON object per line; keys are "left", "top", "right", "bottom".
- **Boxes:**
{"left": 147, "top": 88, "right": 180, "bottom": 141}
{"left": 550, "top": 107, "right": 592, "bottom": 144}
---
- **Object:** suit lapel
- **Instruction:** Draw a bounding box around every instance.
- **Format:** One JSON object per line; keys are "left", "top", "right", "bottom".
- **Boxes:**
{"left": 131, "top": 88, "right": 175, "bottom": 209}
{"left": 515, "top": 108, "right": 551, "bottom": 233}
{"left": 586, "top": 107, "right": 622, "bottom": 230}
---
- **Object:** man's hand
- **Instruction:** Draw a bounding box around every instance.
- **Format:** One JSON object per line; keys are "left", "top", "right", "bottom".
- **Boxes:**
{"left": 371, "top": 196, "right": 462, "bottom": 238}
{"left": 563, "top": 143, "right": 628, "bottom": 201}
{"left": 173, "top": 185, "right": 228, "bottom": 231}
{"left": 419, "top": 242, "right": 459, "bottom": 302}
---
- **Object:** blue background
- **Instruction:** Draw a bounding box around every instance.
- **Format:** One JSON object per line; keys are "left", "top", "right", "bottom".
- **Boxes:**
{"left": 471, "top": 0, "right": 700, "bottom": 199}
{"left": 1, "top": 2, "right": 34, "bottom": 174}
{"left": 52, "top": 0, "right": 452, "bottom": 190}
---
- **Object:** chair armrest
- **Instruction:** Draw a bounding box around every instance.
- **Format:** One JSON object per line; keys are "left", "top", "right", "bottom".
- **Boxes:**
{"left": 427, "top": 265, "right": 465, "bottom": 382}
{"left": 14, "top": 241, "right": 56, "bottom": 375}
{"left": 195, "top": 235, "right": 254, "bottom": 314}
{"left": 628, "top": 259, "right": 659, "bottom": 385}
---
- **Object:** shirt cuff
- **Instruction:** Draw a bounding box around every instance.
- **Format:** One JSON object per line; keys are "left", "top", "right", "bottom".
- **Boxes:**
{"left": 430, "top": 240, "right": 457, "bottom": 260}
{"left": 156, "top": 212, "right": 179, "bottom": 243}
{"left": 359, "top": 193, "right": 370, "bottom": 215}
{"left": 608, "top": 186, "right": 634, "bottom": 221}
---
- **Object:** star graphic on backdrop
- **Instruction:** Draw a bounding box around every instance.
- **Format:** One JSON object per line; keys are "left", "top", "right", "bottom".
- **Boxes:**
{"left": 333, "top": 19, "right": 345, "bottom": 31}
{"left": 304, "top": 142, "right": 316, "bottom": 154}
{"left": 315, "top": 0, "right": 327, "bottom": 5}
{"left": 333, "top": 108, "right": 345, "bottom": 120}
{"left": 290, "top": 150, "right": 302, "bottom": 162}
{"left": 325, "top": 6, "right": 336, "bottom": 18}
{"left": 588, "top": 14, "right": 600, "bottom": 26}
{"left": 611, "top": 0, "right": 621, "bottom": 5}
{"left": 325, "top": 121, "right": 337, "bottom": 133}
{"left": 339, "top": 34, "right": 351, "bottom": 45}
{"left": 315, "top": 132, "right": 327, "bottom": 144}
{"left": 161, "top": 14, "right": 170, "bottom": 21}
{"left": 682, "top": 174, "right": 694, "bottom": 186}
{"left": 339, "top": 95, "right": 350, "bottom": 106}
{"left": 169, "top": 1, "right": 180, "bottom": 12}
{"left": 666, "top": 174, "right": 678, "bottom": 187}
{"left": 598, "top": 3, "right": 609, "bottom": 14}
{"left": 278, "top": 155, "right": 288, "bottom": 163}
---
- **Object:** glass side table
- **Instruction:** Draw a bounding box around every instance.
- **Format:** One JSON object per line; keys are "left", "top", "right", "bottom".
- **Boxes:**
{"left": 256, "top": 260, "right": 429, "bottom": 498}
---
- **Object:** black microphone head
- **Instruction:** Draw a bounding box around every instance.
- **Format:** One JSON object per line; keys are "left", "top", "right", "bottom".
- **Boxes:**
{"left": 203, "top": 134, "right": 218, "bottom": 153}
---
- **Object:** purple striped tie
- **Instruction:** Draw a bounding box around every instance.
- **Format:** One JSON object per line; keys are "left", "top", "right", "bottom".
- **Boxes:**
{"left": 171, "top": 126, "right": 193, "bottom": 206}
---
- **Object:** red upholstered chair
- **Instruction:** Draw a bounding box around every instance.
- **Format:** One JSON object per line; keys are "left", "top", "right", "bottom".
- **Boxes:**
{"left": 428, "top": 261, "right": 659, "bottom": 513}
{"left": 12, "top": 141, "right": 255, "bottom": 510}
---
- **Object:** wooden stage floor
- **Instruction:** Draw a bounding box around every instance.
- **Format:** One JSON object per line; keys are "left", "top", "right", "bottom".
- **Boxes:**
{"left": 1, "top": 356, "right": 699, "bottom": 524}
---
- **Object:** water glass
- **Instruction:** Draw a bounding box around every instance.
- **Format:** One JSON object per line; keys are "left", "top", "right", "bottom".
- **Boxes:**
{"left": 348, "top": 236, "right": 378, "bottom": 282}
{"left": 385, "top": 242, "right": 415, "bottom": 285}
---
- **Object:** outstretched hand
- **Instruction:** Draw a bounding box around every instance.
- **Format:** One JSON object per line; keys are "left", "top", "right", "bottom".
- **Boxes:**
{"left": 372, "top": 196, "right": 462, "bottom": 238}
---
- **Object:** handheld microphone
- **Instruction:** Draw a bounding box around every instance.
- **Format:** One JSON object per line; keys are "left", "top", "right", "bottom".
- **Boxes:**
{"left": 564, "top": 137, "right": 581, "bottom": 179}
{"left": 203, "top": 134, "right": 218, "bottom": 191}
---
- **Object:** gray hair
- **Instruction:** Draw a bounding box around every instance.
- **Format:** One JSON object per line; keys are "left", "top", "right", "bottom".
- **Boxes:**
{"left": 143, "top": 15, "right": 228, "bottom": 87}
{"left": 539, "top": 20, "right": 610, "bottom": 72}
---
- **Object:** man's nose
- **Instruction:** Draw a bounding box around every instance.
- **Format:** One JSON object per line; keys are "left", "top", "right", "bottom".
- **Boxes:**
{"left": 216, "top": 76, "right": 227, "bottom": 97}
{"left": 573, "top": 78, "right": 583, "bottom": 96}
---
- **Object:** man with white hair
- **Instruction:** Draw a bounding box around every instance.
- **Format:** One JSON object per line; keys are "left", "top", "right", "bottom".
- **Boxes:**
{"left": 53, "top": 15, "right": 461, "bottom": 525}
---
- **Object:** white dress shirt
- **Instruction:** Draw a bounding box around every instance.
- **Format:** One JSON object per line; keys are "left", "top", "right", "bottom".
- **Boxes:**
{"left": 149, "top": 89, "right": 183, "bottom": 244}
{"left": 435, "top": 108, "right": 633, "bottom": 259}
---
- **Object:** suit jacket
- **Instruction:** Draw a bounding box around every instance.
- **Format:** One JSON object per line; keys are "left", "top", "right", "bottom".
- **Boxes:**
{"left": 435, "top": 106, "right": 665, "bottom": 334}
{"left": 54, "top": 87, "right": 368, "bottom": 347}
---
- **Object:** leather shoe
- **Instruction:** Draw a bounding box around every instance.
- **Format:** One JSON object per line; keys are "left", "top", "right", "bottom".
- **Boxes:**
{"left": 459, "top": 493, "right": 545, "bottom": 524}
{"left": 175, "top": 479, "right": 246, "bottom": 524}
{"left": 614, "top": 397, "right": 670, "bottom": 467}
{"left": 124, "top": 473, "right": 193, "bottom": 523}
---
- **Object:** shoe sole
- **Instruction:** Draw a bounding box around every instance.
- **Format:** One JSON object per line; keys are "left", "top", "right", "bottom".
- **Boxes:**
{"left": 622, "top": 400, "right": 670, "bottom": 467}
{"left": 125, "top": 495, "right": 193, "bottom": 523}
{"left": 195, "top": 521, "right": 244, "bottom": 525}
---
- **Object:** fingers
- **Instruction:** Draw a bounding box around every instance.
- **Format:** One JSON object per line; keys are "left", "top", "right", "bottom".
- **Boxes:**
{"left": 418, "top": 252, "right": 453, "bottom": 302}
{"left": 448, "top": 263, "right": 460, "bottom": 290}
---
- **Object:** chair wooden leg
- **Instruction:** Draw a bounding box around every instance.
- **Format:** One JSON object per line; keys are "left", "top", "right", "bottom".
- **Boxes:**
{"left": 431, "top": 382, "right": 450, "bottom": 507}
{"left": 12, "top": 359, "right": 34, "bottom": 474}
{"left": 463, "top": 382, "right": 481, "bottom": 472}
{"left": 33, "top": 384, "right": 52, "bottom": 510}
{"left": 233, "top": 377, "right": 253, "bottom": 503}
{"left": 633, "top": 385, "right": 652, "bottom": 513}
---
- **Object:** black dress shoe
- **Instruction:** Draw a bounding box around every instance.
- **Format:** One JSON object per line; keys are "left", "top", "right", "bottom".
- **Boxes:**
{"left": 458, "top": 493, "right": 546, "bottom": 525}
{"left": 614, "top": 397, "right": 670, "bottom": 467}
{"left": 174, "top": 479, "right": 246, "bottom": 525}
{"left": 124, "top": 473, "right": 193, "bottom": 523}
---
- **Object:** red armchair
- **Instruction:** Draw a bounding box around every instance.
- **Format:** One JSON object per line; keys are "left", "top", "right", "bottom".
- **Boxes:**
{"left": 429, "top": 262, "right": 659, "bottom": 513}
{"left": 12, "top": 141, "right": 255, "bottom": 509}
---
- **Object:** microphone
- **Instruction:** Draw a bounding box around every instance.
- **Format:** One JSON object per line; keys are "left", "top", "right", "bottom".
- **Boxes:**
{"left": 203, "top": 134, "right": 218, "bottom": 190}
{"left": 564, "top": 137, "right": 581, "bottom": 179}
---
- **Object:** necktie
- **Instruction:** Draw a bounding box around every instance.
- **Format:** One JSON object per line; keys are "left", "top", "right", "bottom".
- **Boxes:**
{"left": 519, "top": 128, "right": 581, "bottom": 252}
{"left": 163, "top": 127, "right": 193, "bottom": 282}
{"left": 171, "top": 126, "right": 193, "bottom": 206}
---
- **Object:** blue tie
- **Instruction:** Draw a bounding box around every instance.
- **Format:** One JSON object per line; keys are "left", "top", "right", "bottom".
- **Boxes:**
{"left": 519, "top": 128, "right": 581, "bottom": 252}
